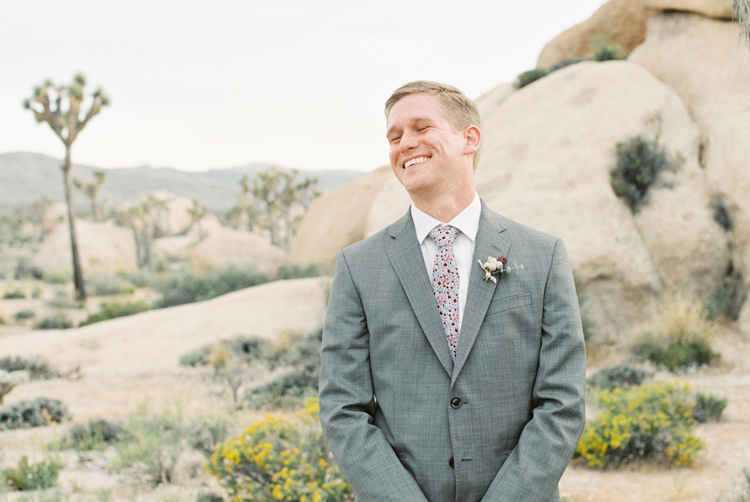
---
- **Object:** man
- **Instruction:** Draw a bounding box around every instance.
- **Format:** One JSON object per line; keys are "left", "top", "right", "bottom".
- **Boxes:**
{"left": 319, "top": 80, "right": 586, "bottom": 502}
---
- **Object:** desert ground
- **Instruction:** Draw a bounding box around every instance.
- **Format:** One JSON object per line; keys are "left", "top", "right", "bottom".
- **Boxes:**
{"left": 1, "top": 273, "right": 749, "bottom": 502}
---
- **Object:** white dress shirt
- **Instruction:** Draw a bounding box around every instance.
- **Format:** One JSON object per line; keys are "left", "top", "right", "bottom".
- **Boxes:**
{"left": 411, "top": 193, "right": 481, "bottom": 333}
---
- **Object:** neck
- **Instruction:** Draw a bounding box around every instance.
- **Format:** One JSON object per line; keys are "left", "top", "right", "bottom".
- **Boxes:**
{"left": 412, "top": 187, "right": 475, "bottom": 223}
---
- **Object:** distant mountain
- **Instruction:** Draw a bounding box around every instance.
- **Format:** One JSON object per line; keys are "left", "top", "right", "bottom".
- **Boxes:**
{"left": 0, "top": 152, "right": 366, "bottom": 213}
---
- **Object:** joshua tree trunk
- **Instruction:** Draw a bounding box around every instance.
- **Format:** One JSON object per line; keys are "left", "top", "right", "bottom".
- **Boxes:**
{"left": 62, "top": 147, "right": 86, "bottom": 301}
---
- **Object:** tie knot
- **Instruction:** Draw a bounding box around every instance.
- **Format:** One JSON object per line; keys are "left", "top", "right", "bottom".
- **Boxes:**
{"left": 429, "top": 225, "right": 459, "bottom": 248}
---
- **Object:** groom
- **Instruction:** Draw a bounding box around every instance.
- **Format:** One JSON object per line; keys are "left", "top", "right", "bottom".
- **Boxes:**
{"left": 319, "top": 81, "right": 586, "bottom": 502}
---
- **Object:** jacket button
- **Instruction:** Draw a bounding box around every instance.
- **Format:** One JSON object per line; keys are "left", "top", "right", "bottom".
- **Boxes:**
{"left": 449, "top": 457, "right": 454, "bottom": 468}
{"left": 450, "top": 397, "right": 462, "bottom": 409}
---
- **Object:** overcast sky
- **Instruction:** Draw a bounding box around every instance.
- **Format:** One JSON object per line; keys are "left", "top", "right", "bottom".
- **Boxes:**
{"left": 1, "top": 1, "right": 607, "bottom": 173}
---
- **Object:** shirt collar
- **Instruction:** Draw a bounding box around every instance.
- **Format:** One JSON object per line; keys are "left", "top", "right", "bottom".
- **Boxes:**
{"left": 411, "top": 193, "right": 481, "bottom": 244}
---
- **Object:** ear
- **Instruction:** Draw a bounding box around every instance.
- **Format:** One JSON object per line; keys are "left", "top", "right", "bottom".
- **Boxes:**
{"left": 463, "top": 125, "right": 481, "bottom": 156}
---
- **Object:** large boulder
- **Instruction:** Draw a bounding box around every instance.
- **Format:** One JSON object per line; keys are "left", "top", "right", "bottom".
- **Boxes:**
{"left": 537, "top": 0, "right": 657, "bottom": 69}
{"left": 149, "top": 191, "right": 195, "bottom": 237}
{"left": 187, "top": 226, "right": 287, "bottom": 276}
{"left": 474, "top": 61, "right": 729, "bottom": 342}
{"left": 640, "top": 0, "right": 734, "bottom": 19}
{"left": 629, "top": 13, "right": 750, "bottom": 333}
{"left": 290, "top": 166, "right": 392, "bottom": 266}
{"left": 33, "top": 220, "right": 138, "bottom": 274}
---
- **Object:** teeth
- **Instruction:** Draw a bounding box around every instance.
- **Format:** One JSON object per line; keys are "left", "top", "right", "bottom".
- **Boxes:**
{"left": 404, "top": 157, "right": 428, "bottom": 168}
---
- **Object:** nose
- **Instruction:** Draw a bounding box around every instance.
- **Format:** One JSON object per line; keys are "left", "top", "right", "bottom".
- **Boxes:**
{"left": 399, "top": 129, "right": 418, "bottom": 151}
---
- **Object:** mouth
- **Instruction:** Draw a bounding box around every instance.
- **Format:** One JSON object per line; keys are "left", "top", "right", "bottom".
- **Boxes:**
{"left": 403, "top": 156, "right": 429, "bottom": 169}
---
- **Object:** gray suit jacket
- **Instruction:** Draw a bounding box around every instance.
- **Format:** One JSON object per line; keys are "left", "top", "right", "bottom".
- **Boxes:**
{"left": 319, "top": 202, "right": 586, "bottom": 502}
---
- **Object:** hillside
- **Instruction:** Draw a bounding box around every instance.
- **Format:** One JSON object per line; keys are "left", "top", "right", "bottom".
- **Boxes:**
{"left": 0, "top": 151, "right": 365, "bottom": 213}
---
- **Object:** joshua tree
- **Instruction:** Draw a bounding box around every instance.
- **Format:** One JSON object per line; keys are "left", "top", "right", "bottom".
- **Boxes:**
{"left": 73, "top": 169, "right": 106, "bottom": 221}
{"left": 737, "top": 0, "right": 750, "bottom": 47}
{"left": 24, "top": 73, "right": 109, "bottom": 300}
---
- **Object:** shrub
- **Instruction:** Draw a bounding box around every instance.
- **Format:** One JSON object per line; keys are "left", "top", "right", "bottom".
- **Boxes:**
{"left": 245, "top": 330, "right": 322, "bottom": 410}
{"left": 716, "top": 468, "right": 750, "bottom": 502}
{"left": 114, "top": 402, "right": 186, "bottom": 486}
{"left": 78, "top": 300, "right": 153, "bottom": 327}
{"left": 0, "top": 355, "right": 59, "bottom": 380}
{"left": 634, "top": 299, "right": 720, "bottom": 372}
{"left": 42, "top": 269, "right": 72, "bottom": 285}
{"left": 610, "top": 135, "right": 674, "bottom": 212}
{"left": 0, "top": 397, "right": 69, "bottom": 430}
{"left": 13, "top": 309, "right": 36, "bottom": 321}
{"left": 2, "top": 289, "right": 26, "bottom": 299}
{"left": 574, "top": 381, "right": 704, "bottom": 468}
{"left": 180, "top": 335, "right": 271, "bottom": 368}
{"left": 13, "top": 259, "right": 43, "bottom": 280}
{"left": 186, "top": 414, "right": 233, "bottom": 457}
{"left": 86, "top": 272, "right": 137, "bottom": 296}
{"left": 693, "top": 392, "right": 728, "bottom": 423}
{"left": 33, "top": 313, "right": 73, "bottom": 330}
{"left": 587, "top": 364, "right": 652, "bottom": 390}
{"left": 1, "top": 455, "right": 65, "bottom": 491}
{"left": 515, "top": 68, "right": 548, "bottom": 89}
{"left": 207, "top": 398, "right": 353, "bottom": 502}
{"left": 59, "top": 418, "right": 123, "bottom": 451}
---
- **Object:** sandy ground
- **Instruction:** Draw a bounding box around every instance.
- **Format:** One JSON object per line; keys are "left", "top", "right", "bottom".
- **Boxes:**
{"left": 1, "top": 277, "right": 749, "bottom": 501}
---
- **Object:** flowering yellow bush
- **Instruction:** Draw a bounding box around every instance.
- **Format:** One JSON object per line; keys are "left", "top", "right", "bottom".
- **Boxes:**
{"left": 206, "top": 398, "right": 353, "bottom": 502}
{"left": 575, "top": 381, "right": 704, "bottom": 468}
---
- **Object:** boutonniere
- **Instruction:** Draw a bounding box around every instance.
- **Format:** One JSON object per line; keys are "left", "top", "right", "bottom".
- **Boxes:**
{"left": 478, "top": 256, "right": 524, "bottom": 283}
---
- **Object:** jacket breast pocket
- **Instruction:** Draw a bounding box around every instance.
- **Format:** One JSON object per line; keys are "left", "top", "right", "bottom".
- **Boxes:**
{"left": 484, "top": 292, "right": 532, "bottom": 319}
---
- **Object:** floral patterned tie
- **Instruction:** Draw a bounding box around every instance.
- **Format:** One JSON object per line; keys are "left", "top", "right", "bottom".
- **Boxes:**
{"left": 429, "top": 225, "right": 460, "bottom": 361}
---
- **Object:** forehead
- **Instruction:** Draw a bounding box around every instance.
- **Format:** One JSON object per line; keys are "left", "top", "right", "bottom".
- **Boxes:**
{"left": 386, "top": 93, "right": 449, "bottom": 131}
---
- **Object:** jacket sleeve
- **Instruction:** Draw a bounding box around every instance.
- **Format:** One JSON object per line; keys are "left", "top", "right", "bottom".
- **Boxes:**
{"left": 481, "top": 239, "right": 586, "bottom": 501}
{"left": 319, "top": 250, "right": 429, "bottom": 502}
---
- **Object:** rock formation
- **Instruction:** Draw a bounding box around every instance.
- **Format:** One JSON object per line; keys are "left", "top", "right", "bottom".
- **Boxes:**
{"left": 537, "top": 0, "right": 657, "bottom": 68}
{"left": 33, "top": 220, "right": 138, "bottom": 274}
{"left": 291, "top": 3, "right": 750, "bottom": 339}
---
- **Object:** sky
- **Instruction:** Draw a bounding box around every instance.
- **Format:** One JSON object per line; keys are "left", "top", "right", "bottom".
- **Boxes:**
{"left": 1, "top": 1, "right": 607, "bottom": 173}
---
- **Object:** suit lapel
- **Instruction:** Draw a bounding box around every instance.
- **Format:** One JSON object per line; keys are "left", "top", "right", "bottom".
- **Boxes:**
{"left": 452, "top": 203, "right": 510, "bottom": 386}
{"left": 385, "top": 212, "right": 454, "bottom": 376}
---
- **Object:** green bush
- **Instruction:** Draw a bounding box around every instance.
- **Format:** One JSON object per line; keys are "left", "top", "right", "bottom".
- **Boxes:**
{"left": 637, "top": 338, "right": 717, "bottom": 372}
{"left": 79, "top": 300, "right": 153, "bottom": 327}
{"left": 207, "top": 398, "right": 353, "bottom": 502}
{"left": 186, "top": 414, "right": 233, "bottom": 457}
{"left": 0, "top": 355, "right": 59, "bottom": 380}
{"left": 587, "top": 364, "right": 652, "bottom": 390}
{"left": 0, "top": 397, "right": 69, "bottom": 430}
{"left": 114, "top": 402, "right": 186, "bottom": 486}
{"left": 59, "top": 418, "right": 123, "bottom": 451}
{"left": 196, "top": 492, "right": 224, "bottom": 502}
{"left": 593, "top": 44, "right": 624, "bottom": 61}
{"left": 693, "top": 392, "right": 728, "bottom": 423}
{"left": 515, "top": 68, "right": 548, "bottom": 89}
{"left": 574, "top": 381, "right": 704, "bottom": 468}
{"left": 610, "top": 135, "right": 673, "bottom": 212}
{"left": 13, "top": 259, "right": 43, "bottom": 280}
{"left": 33, "top": 313, "right": 73, "bottom": 330}
{"left": 1, "top": 455, "right": 65, "bottom": 491}
{"left": 245, "top": 330, "right": 322, "bottom": 410}
{"left": 180, "top": 335, "right": 271, "bottom": 368}
{"left": 86, "top": 272, "right": 137, "bottom": 296}
{"left": 13, "top": 309, "right": 36, "bottom": 321}
{"left": 2, "top": 289, "right": 26, "bottom": 299}
{"left": 42, "top": 269, "right": 72, "bottom": 285}
{"left": 634, "top": 299, "right": 720, "bottom": 372}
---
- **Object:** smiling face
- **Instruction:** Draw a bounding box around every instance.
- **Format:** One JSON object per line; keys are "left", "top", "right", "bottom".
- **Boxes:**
{"left": 386, "top": 93, "right": 479, "bottom": 207}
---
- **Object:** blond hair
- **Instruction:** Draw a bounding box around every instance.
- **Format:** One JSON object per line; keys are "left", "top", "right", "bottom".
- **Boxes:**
{"left": 385, "top": 80, "right": 481, "bottom": 167}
